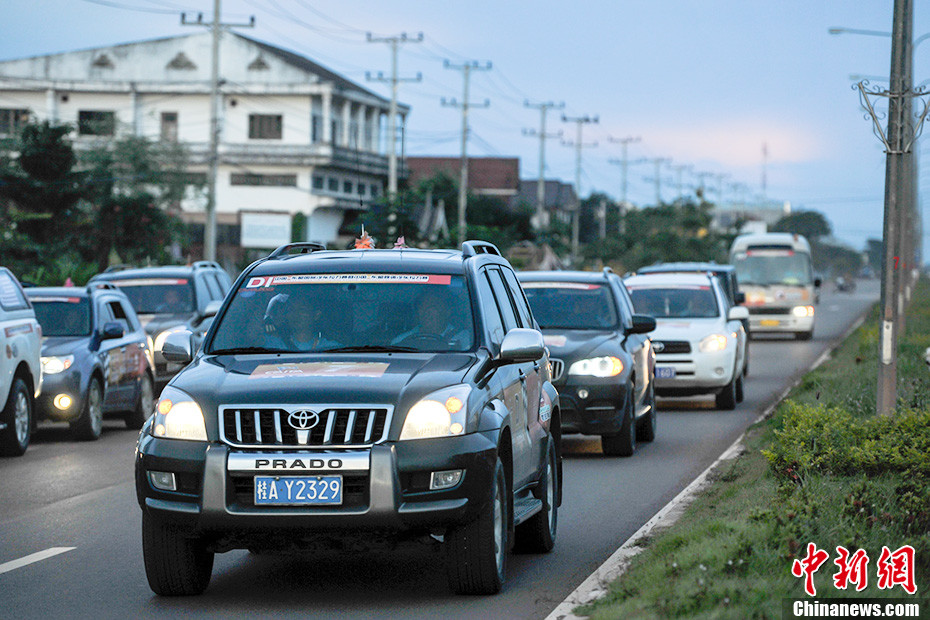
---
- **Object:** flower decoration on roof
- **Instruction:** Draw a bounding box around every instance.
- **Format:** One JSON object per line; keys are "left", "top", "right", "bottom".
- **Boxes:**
{"left": 354, "top": 226, "right": 374, "bottom": 250}
{"left": 393, "top": 236, "right": 408, "bottom": 249}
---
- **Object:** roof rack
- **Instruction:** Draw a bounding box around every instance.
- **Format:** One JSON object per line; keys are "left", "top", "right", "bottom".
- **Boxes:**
{"left": 602, "top": 266, "right": 614, "bottom": 277}
{"left": 461, "top": 241, "right": 501, "bottom": 258}
{"left": 267, "top": 242, "right": 327, "bottom": 259}
{"left": 192, "top": 260, "right": 223, "bottom": 270}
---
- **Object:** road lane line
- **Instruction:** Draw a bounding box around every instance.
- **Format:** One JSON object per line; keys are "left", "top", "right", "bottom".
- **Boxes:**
{"left": 0, "top": 547, "right": 76, "bottom": 575}
{"left": 546, "top": 306, "right": 874, "bottom": 620}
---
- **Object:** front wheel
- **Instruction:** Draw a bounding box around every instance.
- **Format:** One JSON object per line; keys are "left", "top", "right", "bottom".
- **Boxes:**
{"left": 515, "top": 439, "right": 558, "bottom": 553}
{"left": 795, "top": 330, "right": 813, "bottom": 341}
{"left": 125, "top": 374, "right": 154, "bottom": 430}
{"left": 602, "top": 396, "right": 636, "bottom": 457}
{"left": 715, "top": 372, "right": 738, "bottom": 410}
{"left": 636, "top": 379, "right": 657, "bottom": 443}
{"left": 71, "top": 378, "right": 103, "bottom": 441}
{"left": 735, "top": 374, "right": 745, "bottom": 404}
{"left": 0, "top": 377, "right": 32, "bottom": 456}
{"left": 142, "top": 512, "right": 214, "bottom": 596}
{"left": 445, "top": 458, "right": 509, "bottom": 594}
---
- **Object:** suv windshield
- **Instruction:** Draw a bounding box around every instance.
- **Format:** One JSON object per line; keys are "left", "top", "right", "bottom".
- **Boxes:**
{"left": 31, "top": 297, "right": 92, "bottom": 336}
{"left": 210, "top": 273, "right": 476, "bottom": 353}
{"left": 627, "top": 285, "right": 720, "bottom": 319}
{"left": 522, "top": 282, "right": 618, "bottom": 330}
{"left": 109, "top": 279, "right": 195, "bottom": 314}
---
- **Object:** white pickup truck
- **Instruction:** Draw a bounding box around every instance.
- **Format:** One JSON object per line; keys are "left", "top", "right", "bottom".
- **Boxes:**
{"left": 0, "top": 267, "right": 42, "bottom": 456}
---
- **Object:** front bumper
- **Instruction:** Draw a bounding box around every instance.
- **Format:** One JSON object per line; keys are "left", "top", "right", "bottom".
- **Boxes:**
{"left": 554, "top": 377, "right": 629, "bottom": 435}
{"left": 135, "top": 430, "right": 499, "bottom": 541}
{"left": 748, "top": 313, "right": 814, "bottom": 335}
{"left": 654, "top": 347, "right": 737, "bottom": 395}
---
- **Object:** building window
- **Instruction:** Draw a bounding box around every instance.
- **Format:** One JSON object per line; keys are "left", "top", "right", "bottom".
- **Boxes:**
{"left": 230, "top": 173, "right": 297, "bottom": 187}
{"left": 312, "top": 114, "right": 322, "bottom": 143}
{"left": 248, "top": 114, "right": 283, "bottom": 140}
{"left": 357, "top": 183, "right": 366, "bottom": 196}
{"left": 78, "top": 110, "right": 116, "bottom": 136}
{"left": 0, "top": 108, "right": 30, "bottom": 136}
{"left": 370, "top": 184, "right": 380, "bottom": 198}
{"left": 312, "top": 175, "right": 324, "bottom": 190}
{"left": 327, "top": 177, "right": 339, "bottom": 192}
{"left": 160, "top": 112, "right": 178, "bottom": 142}
{"left": 343, "top": 180, "right": 353, "bottom": 194}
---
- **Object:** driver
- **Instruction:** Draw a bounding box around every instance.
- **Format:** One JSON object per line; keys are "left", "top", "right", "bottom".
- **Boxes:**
{"left": 392, "top": 290, "right": 470, "bottom": 348}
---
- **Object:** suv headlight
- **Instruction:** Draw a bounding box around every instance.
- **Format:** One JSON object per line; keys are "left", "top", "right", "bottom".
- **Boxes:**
{"left": 151, "top": 386, "right": 207, "bottom": 441}
{"left": 699, "top": 334, "right": 729, "bottom": 353}
{"left": 400, "top": 385, "right": 472, "bottom": 441}
{"left": 41, "top": 355, "right": 74, "bottom": 374}
{"left": 568, "top": 356, "right": 623, "bottom": 377}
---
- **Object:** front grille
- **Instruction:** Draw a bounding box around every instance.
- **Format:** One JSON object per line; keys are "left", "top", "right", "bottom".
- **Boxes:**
{"left": 653, "top": 340, "right": 691, "bottom": 354}
{"left": 549, "top": 358, "right": 565, "bottom": 381}
{"left": 220, "top": 405, "right": 392, "bottom": 448}
{"left": 747, "top": 306, "right": 792, "bottom": 315}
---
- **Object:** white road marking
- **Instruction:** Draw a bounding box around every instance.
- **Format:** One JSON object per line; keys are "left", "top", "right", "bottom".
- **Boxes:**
{"left": 0, "top": 547, "right": 75, "bottom": 575}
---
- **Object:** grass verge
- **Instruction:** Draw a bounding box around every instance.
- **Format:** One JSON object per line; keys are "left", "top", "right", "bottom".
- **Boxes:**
{"left": 576, "top": 281, "right": 930, "bottom": 619}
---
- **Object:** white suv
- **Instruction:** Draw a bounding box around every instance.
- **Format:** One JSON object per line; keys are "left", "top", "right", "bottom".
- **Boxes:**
{"left": 0, "top": 267, "right": 42, "bottom": 456}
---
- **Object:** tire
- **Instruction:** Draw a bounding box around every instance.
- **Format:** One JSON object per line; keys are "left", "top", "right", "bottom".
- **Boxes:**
{"left": 71, "top": 378, "right": 103, "bottom": 441}
{"left": 142, "top": 511, "right": 214, "bottom": 596}
{"left": 636, "top": 379, "right": 657, "bottom": 443}
{"left": 735, "top": 373, "right": 745, "bottom": 404}
{"left": 514, "top": 439, "right": 558, "bottom": 553}
{"left": 125, "top": 373, "right": 155, "bottom": 430}
{"left": 795, "top": 330, "right": 813, "bottom": 341}
{"left": 0, "top": 377, "right": 32, "bottom": 457}
{"left": 445, "top": 458, "right": 508, "bottom": 594}
{"left": 715, "top": 372, "right": 738, "bottom": 410}
{"left": 601, "top": 395, "right": 636, "bottom": 457}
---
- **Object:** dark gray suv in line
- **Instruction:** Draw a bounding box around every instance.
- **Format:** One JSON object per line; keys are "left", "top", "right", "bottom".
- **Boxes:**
{"left": 134, "top": 241, "right": 562, "bottom": 596}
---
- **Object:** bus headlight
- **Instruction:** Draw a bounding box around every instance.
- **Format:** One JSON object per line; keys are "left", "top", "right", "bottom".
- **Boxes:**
{"left": 792, "top": 305, "right": 814, "bottom": 318}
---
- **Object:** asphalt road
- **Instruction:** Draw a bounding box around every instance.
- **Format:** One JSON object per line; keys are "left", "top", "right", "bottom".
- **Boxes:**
{"left": 0, "top": 281, "right": 878, "bottom": 620}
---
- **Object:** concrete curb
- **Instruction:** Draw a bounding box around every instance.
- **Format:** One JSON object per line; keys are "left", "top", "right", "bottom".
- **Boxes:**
{"left": 545, "top": 310, "right": 872, "bottom": 620}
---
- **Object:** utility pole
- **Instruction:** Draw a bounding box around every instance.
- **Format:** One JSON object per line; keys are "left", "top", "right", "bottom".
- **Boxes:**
{"left": 695, "top": 171, "right": 715, "bottom": 201}
{"left": 442, "top": 60, "right": 491, "bottom": 247}
{"left": 366, "top": 32, "right": 423, "bottom": 200}
{"left": 522, "top": 101, "right": 564, "bottom": 231}
{"left": 645, "top": 157, "right": 669, "bottom": 206}
{"left": 561, "top": 114, "right": 598, "bottom": 262}
{"left": 761, "top": 142, "right": 769, "bottom": 199}
{"left": 670, "top": 163, "right": 692, "bottom": 202}
{"left": 181, "top": 1, "right": 254, "bottom": 263}
{"left": 607, "top": 135, "right": 641, "bottom": 235}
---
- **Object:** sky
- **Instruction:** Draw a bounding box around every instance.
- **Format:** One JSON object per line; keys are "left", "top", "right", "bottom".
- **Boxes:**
{"left": 2, "top": 1, "right": 928, "bottom": 254}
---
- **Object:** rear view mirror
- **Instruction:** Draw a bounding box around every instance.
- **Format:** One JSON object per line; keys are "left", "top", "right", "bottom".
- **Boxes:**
{"left": 628, "top": 314, "right": 656, "bottom": 335}
{"left": 499, "top": 328, "right": 545, "bottom": 364}
{"left": 101, "top": 322, "right": 124, "bottom": 340}
{"left": 203, "top": 300, "right": 222, "bottom": 318}
{"left": 162, "top": 330, "right": 194, "bottom": 364}
{"left": 728, "top": 306, "right": 750, "bottom": 321}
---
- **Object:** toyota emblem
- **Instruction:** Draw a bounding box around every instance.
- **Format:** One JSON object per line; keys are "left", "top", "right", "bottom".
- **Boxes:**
{"left": 652, "top": 341, "right": 665, "bottom": 353}
{"left": 287, "top": 409, "right": 320, "bottom": 430}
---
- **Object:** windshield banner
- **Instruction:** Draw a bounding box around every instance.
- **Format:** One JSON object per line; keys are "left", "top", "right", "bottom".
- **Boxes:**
{"left": 246, "top": 274, "right": 452, "bottom": 288}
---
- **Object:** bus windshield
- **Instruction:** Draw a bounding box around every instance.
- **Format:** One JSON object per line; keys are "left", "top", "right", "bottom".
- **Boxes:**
{"left": 731, "top": 250, "right": 812, "bottom": 287}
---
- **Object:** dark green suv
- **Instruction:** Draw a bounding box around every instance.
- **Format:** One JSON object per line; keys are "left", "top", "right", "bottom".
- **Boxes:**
{"left": 134, "top": 241, "right": 562, "bottom": 596}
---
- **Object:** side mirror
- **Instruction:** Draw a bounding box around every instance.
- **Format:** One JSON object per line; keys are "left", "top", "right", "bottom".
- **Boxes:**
{"left": 735, "top": 292, "right": 746, "bottom": 305}
{"left": 203, "top": 300, "right": 222, "bottom": 319}
{"left": 101, "top": 322, "right": 124, "bottom": 340}
{"left": 814, "top": 277, "right": 823, "bottom": 288}
{"left": 162, "top": 330, "right": 194, "bottom": 364}
{"left": 728, "top": 306, "right": 750, "bottom": 321}
{"left": 499, "top": 328, "right": 545, "bottom": 364}
{"left": 628, "top": 314, "right": 656, "bottom": 335}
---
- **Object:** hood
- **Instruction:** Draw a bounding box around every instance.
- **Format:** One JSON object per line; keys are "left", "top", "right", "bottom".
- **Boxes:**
{"left": 172, "top": 352, "right": 477, "bottom": 414}
{"left": 138, "top": 314, "right": 191, "bottom": 336}
{"left": 651, "top": 318, "right": 724, "bottom": 343}
{"left": 41, "top": 336, "right": 91, "bottom": 357}
{"left": 541, "top": 329, "right": 615, "bottom": 362}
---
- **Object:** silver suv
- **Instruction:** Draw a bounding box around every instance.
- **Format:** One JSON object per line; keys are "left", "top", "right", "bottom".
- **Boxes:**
{"left": 0, "top": 267, "right": 42, "bottom": 456}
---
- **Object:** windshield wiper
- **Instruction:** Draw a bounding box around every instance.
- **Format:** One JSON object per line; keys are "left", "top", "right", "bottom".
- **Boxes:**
{"left": 322, "top": 345, "right": 418, "bottom": 353}
{"left": 210, "top": 346, "right": 289, "bottom": 355}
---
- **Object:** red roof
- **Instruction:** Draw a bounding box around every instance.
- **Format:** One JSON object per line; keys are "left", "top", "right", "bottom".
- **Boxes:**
{"left": 405, "top": 157, "right": 520, "bottom": 194}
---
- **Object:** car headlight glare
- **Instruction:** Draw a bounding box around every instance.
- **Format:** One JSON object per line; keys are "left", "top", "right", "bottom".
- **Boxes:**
{"left": 699, "top": 334, "right": 729, "bottom": 353}
{"left": 155, "top": 326, "right": 188, "bottom": 352}
{"left": 151, "top": 387, "right": 207, "bottom": 441}
{"left": 41, "top": 355, "right": 74, "bottom": 374}
{"left": 400, "top": 385, "right": 471, "bottom": 440}
{"left": 792, "top": 305, "right": 815, "bottom": 318}
{"left": 568, "top": 356, "right": 624, "bottom": 377}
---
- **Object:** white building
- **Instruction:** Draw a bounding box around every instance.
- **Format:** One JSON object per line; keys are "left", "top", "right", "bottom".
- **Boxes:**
{"left": 0, "top": 32, "right": 408, "bottom": 264}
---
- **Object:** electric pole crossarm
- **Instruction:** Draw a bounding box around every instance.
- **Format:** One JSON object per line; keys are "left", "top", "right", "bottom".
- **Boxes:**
{"left": 561, "top": 114, "right": 599, "bottom": 262}
{"left": 523, "top": 101, "right": 564, "bottom": 230}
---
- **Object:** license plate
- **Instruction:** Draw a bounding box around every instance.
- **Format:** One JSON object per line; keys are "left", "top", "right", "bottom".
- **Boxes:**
{"left": 760, "top": 319, "right": 780, "bottom": 327}
{"left": 254, "top": 475, "right": 343, "bottom": 506}
{"left": 656, "top": 367, "right": 676, "bottom": 379}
